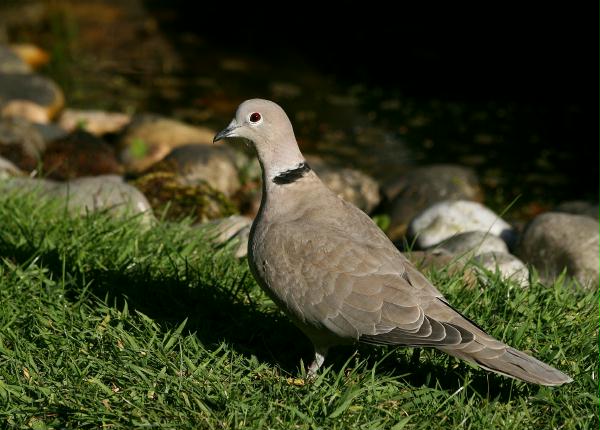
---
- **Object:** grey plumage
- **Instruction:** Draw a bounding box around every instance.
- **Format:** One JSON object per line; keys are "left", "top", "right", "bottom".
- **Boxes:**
{"left": 214, "top": 99, "right": 572, "bottom": 386}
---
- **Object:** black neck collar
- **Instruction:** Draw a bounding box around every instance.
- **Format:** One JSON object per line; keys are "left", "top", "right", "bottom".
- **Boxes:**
{"left": 272, "top": 161, "right": 311, "bottom": 185}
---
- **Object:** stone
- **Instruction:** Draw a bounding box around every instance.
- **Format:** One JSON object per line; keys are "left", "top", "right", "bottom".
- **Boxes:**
{"left": 408, "top": 200, "right": 515, "bottom": 249}
{"left": 1, "top": 100, "right": 52, "bottom": 123}
{"left": 0, "top": 117, "right": 46, "bottom": 171}
{"left": 52, "top": 175, "right": 154, "bottom": 222}
{"left": 131, "top": 171, "right": 237, "bottom": 224}
{"left": 307, "top": 155, "right": 381, "bottom": 213}
{"left": 0, "top": 73, "right": 64, "bottom": 121}
{"left": 58, "top": 109, "right": 131, "bottom": 136}
{"left": 0, "top": 176, "right": 58, "bottom": 196}
{"left": 156, "top": 144, "right": 241, "bottom": 196}
{"left": 385, "top": 164, "right": 483, "bottom": 241}
{"left": 202, "top": 215, "right": 252, "bottom": 258}
{"left": 232, "top": 224, "right": 251, "bottom": 258}
{"left": 118, "top": 114, "right": 215, "bottom": 173}
{"left": 405, "top": 249, "right": 477, "bottom": 289}
{"left": 473, "top": 251, "right": 530, "bottom": 288}
{"left": 0, "top": 155, "right": 23, "bottom": 178}
{"left": 0, "top": 45, "right": 31, "bottom": 73}
{"left": 32, "top": 122, "right": 69, "bottom": 144}
{"left": 8, "top": 44, "right": 50, "bottom": 69}
{"left": 42, "top": 130, "right": 123, "bottom": 180}
{"left": 433, "top": 231, "right": 509, "bottom": 258}
{"left": 553, "top": 200, "right": 598, "bottom": 220}
{"left": 0, "top": 175, "right": 154, "bottom": 223}
{"left": 517, "top": 212, "right": 599, "bottom": 289}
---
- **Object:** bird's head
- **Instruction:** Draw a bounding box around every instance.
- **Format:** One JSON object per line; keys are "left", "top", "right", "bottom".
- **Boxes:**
{"left": 214, "top": 99, "right": 305, "bottom": 179}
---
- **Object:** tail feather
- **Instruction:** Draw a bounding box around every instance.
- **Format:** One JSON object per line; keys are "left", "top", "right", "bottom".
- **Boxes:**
{"left": 439, "top": 342, "right": 573, "bottom": 386}
{"left": 435, "top": 298, "right": 572, "bottom": 386}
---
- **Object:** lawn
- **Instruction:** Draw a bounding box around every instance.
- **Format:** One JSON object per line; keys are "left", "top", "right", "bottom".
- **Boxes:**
{"left": 0, "top": 192, "right": 597, "bottom": 429}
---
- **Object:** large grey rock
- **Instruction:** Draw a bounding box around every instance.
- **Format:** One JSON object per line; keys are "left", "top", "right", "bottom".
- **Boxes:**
{"left": 0, "top": 117, "right": 46, "bottom": 171}
{"left": 433, "top": 231, "right": 509, "bottom": 258}
{"left": 517, "top": 212, "right": 599, "bottom": 289}
{"left": 408, "top": 200, "right": 515, "bottom": 249}
{"left": 473, "top": 251, "right": 529, "bottom": 288}
{"left": 0, "top": 175, "right": 154, "bottom": 223}
{"left": 385, "top": 164, "right": 482, "bottom": 241}
{"left": 553, "top": 201, "right": 599, "bottom": 220}
{"left": 118, "top": 114, "right": 215, "bottom": 173}
{"left": 0, "top": 73, "right": 64, "bottom": 122}
{"left": 54, "top": 175, "right": 153, "bottom": 221}
{"left": 160, "top": 144, "right": 241, "bottom": 196}
{"left": 0, "top": 176, "right": 58, "bottom": 195}
{"left": 307, "top": 155, "right": 381, "bottom": 213}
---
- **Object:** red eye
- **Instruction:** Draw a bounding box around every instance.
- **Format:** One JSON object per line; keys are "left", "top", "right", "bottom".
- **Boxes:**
{"left": 249, "top": 112, "right": 261, "bottom": 123}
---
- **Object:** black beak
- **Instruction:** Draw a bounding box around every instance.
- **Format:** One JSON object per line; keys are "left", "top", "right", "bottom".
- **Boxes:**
{"left": 213, "top": 120, "right": 239, "bottom": 143}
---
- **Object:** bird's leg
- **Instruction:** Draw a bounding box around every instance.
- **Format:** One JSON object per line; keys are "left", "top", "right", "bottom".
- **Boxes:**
{"left": 410, "top": 348, "right": 421, "bottom": 366}
{"left": 307, "top": 345, "right": 329, "bottom": 378}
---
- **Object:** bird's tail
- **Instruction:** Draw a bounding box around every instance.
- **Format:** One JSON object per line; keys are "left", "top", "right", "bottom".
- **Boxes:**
{"left": 438, "top": 335, "right": 573, "bottom": 386}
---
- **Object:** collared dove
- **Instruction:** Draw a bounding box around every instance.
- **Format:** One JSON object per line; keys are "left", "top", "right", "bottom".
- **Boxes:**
{"left": 214, "top": 99, "right": 572, "bottom": 386}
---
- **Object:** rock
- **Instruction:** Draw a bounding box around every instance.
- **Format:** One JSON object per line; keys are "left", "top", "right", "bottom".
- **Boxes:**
{"left": 0, "top": 176, "right": 58, "bottom": 195}
{"left": 58, "top": 109, "right": 131, "bottom": 136}
{"left": 0, "top": 117, "right": 46, "bottom": 171}
{"left": 8, "top": 44, "right": 50, "bottom": 69}
{"left": 232, "top": 224, "right": 251, "bottom": 258}
{"left": 408, "top": 200, "right": 515, "bottom": 249}
{"left": 53, "top": 175, "right": 154, "bottom": 222}
{"left": 553, "top": 200, "right": 599, "bottom": 220}
{"left": 202, "top": 215, "right": 252, "bottom": 258}
{"left": 155, "top": 144, "right": 241, "bottom": 196}
{"left": 385, "top": 164, "right": 483, "bottom": 241}
{"left": 433, "top": 231, "right": 509, "bottom": 258}
{"left": 307, "top": 155, "right": 381, "bottom": 213}
{"left": 1, "top": 100, "right": 50, "bottom": 123}
{"left": 517, "top": 213, "right": 599, "bottom": 289}
{"left": 131, "top": 171, "right": 237, "bottom": 223}
{"left": 234, "top": 179, "right": 262, "bottom": 218}
{"left": 32, "top": 122, "right": 69, "bottom": 144}
{"left": 405, "top": 249, "right": 477, "bottom": 289}
{"left": 0, "top": 46, "right": 31, "bottom": 73}
{"left": 473, "top": 251, "right": 530, "bottom": 288}
{"left": 0, "top": 73, "right": 64, "bottom": 122}
{"left": 118, "top": 115, "right": 215, "bottom": 173}
{"left": 0, "top": 155, "right": 23, "bottom": 178}
{"left": 0, "top": 175, "right": 154, "bottom": 223}
{"left": 42, "top": 130, "right": 123, "bottom": 180}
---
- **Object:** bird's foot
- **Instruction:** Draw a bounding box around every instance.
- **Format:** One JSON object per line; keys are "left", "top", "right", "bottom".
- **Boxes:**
{"left": 306, "top": 346, "right": 328, "bottom": 379}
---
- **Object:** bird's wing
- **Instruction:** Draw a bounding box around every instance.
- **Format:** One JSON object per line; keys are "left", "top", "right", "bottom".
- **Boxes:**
{"left": 263, "top": 207, "right": 487, "bottom": 348}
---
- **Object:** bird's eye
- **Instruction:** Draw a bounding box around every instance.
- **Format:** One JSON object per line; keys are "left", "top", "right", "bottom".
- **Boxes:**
{"left": 249, "top": 112, "right": 262, "bottom": 123}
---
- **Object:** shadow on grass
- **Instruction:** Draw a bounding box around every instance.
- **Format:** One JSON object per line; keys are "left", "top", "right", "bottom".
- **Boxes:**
{"left": 86, "top": 264, "right": 535, "bottom": 401}
{"left": 89, "top": 263, "right": 315, "bottom": 374}
{"left": 1, "top": 240, "right": 533, "bottom": 401}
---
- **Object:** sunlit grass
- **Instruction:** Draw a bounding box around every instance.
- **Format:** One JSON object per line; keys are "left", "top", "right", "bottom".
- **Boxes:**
{"left": 0, "top": 192, "right": 597, "bottom": 429}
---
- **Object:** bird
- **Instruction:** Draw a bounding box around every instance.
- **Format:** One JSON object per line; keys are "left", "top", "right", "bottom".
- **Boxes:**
{"left": 213, "top": 98, "right": 573, "bottom": 386}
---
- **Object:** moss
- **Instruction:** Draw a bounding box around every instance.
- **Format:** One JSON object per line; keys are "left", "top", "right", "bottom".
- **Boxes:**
{"left": 131, "top": 171, "right": 237, "bottom": 223}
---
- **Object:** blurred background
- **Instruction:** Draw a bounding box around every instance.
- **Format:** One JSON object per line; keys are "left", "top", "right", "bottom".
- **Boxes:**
{"left": 0, "top": 0, "right": 596, "bottom": 220}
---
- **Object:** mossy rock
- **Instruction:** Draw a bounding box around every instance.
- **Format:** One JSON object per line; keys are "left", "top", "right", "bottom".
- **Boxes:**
{"left": 131, "top": 171, "right": 237, "bottom": 223}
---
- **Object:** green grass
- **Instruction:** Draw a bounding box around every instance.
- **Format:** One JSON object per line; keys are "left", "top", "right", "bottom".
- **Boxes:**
{"left": 0, "top": 192, "right": 597, "bottom": 429}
